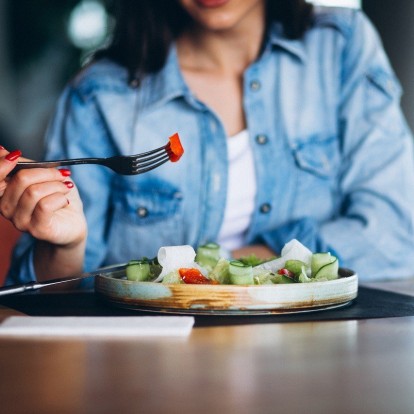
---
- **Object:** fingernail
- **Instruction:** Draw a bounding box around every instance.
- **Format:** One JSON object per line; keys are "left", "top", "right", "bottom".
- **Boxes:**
{"left": 67, "top": 199, "right": 70, "bottom": 205}
{"left": 59, "top": 169, "right": 71, "bottom": 177}
{"left": 64, "top": 181, "right": 74, "bottom": 189}
{"left": 0, "top": 145, "right": 5, "bottom": 150}
{"left": 5, "top": 150, "right": 22, "bottom": 161}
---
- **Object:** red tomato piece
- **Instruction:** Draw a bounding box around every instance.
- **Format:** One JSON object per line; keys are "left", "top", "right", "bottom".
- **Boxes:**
{"left": 179, "top": 268, "right": 217, "bottom": 284}
{"left": 277, "top": 268, "right": 294, "bottom": 278}
{"left": 168, "top": 133, "right": 184, "bottom": 162}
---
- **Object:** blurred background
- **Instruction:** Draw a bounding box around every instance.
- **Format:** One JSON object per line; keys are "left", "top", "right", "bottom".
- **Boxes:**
{"left": 0, "top": 0, "right": 113, "bottom": 159}
{"left": 0, "top": 0, "right": 413, "bottom": 160}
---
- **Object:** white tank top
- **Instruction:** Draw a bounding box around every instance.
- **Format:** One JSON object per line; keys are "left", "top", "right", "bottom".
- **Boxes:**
{"left": 217, "top": 129, "right": 257, "bottom": 251}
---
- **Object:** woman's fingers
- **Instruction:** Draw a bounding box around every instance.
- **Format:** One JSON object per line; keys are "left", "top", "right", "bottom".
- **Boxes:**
{"left": 0, "top": 149, "right": 22, "bottom": 195}
{"left": 0, "top": 168, "right": 71, "bottom": 218}
{"left": 30, "top": 187, "right": 87, "bottom": 246}
{"left": 11, "top": 180, "right": 73, "bottom": 230}
{"left": 0, "top": 146, "right": 85, "bottom": 247}
{"left": 1, "top": 171, "right": 85, "bottom": 246}
{"left": 0, "top": 147, "right": 34, "bottom": 197}
{"left": 0, "top": 146, "right": 30, "bottom": 162}
{"left": 29, "top": 192, "right": 72, "bottom": 238}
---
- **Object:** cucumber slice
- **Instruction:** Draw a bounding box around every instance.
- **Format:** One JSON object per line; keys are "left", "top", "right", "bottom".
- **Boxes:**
{"left": 314, "top": 258, "right": 339, "bottom": 280}
{"left": 195, "top": 242, "right": 221, "bottom": 269}
{"left": 229, "top": 260, "right": 254, "bottom": 285}
{"left": 126, "top": 260, "right": 150, "bottom": 281}
{"left": 311, "top": 253, "right": 336, "bottom": 276}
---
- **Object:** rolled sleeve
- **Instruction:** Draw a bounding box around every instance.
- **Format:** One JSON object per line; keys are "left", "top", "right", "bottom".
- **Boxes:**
{"left": 5, "top": 233, "right": 37, "bottom": 285}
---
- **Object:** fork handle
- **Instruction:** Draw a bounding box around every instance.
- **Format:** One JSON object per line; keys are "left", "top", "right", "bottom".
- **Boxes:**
{"left": 11, "top": 157, "right": 104, "bottom": 173}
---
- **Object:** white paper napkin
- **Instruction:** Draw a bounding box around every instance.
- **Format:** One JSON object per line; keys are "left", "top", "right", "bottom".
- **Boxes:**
{"left": 0, "top": 316, "right": 194, "bottom": 338}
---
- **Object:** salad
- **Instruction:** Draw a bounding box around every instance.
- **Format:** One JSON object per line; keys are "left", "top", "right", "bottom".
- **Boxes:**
{"left": 125, "top": 239, "right": 339, "bottom": 285}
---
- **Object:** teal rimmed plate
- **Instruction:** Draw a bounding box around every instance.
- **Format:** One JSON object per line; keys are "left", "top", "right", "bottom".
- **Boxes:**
{"left": 95, "top": 268, "right": 358, "bottom": 315}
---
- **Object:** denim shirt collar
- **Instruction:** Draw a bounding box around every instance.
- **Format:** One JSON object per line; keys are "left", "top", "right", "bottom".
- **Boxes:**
{"left": 140, "top": 45, "right": 198, "bottom": 111}
{"left": 267, "top": 22, "right": 307, "bottom": 62}
{"left": 143, "top": 23, "right": 306, "bottom": 110}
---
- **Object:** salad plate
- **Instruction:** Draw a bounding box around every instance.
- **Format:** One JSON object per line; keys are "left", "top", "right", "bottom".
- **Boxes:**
{"left": 94, "top": 267, "right": 358, "bottom": 315}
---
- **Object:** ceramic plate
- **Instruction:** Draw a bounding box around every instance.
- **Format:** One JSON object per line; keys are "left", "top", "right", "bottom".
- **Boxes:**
{"left": 95, "top": 267, "right": 358, "bottom": 315}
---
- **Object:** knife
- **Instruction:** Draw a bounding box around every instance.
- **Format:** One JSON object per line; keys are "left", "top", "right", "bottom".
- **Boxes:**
{"left": 0, "top": 263, "right": 127, "bottom": 296}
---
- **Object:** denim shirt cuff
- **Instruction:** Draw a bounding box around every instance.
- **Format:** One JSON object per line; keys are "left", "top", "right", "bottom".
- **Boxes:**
{"left": 5, "top": 244, "right": 37, "bottom": 286}
{"left": 256, "top": 217, "right": 342, "bottom": 260}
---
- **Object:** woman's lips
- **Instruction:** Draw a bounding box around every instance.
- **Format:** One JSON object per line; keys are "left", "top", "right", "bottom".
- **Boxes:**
{"left": 195, "top": 0, "right": 230, "bottom": 8}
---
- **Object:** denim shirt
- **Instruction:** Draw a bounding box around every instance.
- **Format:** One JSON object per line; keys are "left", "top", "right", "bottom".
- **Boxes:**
{"left": 7, "top": 7, "right": 414, "bottom": 285}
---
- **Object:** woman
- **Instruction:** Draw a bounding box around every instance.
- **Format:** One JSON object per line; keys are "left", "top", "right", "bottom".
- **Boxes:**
{"left": 2, "top": 0, "right": 414, "bottom": 285}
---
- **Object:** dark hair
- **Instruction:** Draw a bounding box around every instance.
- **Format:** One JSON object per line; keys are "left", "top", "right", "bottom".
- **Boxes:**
{"left": 97, "top": 0, "right": 313, "bottom": 85}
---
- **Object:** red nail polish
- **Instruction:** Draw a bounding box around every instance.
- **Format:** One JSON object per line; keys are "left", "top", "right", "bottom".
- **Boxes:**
{"left": 5, "top": 150, "right": 22, "bottom": 161}
{"left": 67, "top": 199, "right": 70, "bottom": 205}
{"left": 64, "top": 181, "right": 74, "bottom": 189}
{"left": 59, "top": 169, "right": 71, "bottom": 177}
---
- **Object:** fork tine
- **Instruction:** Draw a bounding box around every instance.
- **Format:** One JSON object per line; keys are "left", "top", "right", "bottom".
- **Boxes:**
{"left": 133, "top": 149, "right": 170, "bottom": 165}
{"left": 137, "top": 153, "right": 170, "bottom": 169}
{"left": 135, "top": 155, "right": 170, "bottom": 175}
{"left": 130, "top": 143, "right": 169, "bottom": 160}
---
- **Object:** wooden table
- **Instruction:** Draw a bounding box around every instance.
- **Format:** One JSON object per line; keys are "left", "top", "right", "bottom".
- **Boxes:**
{"left": 1, "top": 281, "right": 414, "bottom": 414}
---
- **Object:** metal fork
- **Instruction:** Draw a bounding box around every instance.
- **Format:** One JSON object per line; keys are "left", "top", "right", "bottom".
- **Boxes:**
{"left": 11, "top": 141, "right": 175, "bottom": 176}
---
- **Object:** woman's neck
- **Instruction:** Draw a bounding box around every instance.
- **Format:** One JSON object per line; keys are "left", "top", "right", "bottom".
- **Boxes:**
{"left": 177, "top": 6, "right": 266, "bottom": 76}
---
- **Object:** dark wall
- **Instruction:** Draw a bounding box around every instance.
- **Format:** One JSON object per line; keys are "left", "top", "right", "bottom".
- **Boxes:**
{"left": 0, "top": 0, "right": 82, "bottom": 159}
{"left": 364, "top": 0, "right": 414, "bottom": 132}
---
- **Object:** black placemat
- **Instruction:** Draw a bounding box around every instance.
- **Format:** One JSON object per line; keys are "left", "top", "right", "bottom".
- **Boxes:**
{"left": 1, "top": 286, "right": 414, "bottom": 327}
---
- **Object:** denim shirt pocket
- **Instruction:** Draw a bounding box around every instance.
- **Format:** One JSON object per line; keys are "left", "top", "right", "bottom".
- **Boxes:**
{"left": 289, "top": 134, "right": 340, "bottom": 179}
{"left": 284, "top": 133, "right": 340, "bottom": 219}
{"left": 106, "top": 176, "right": 184, "bottom": 261}
{"left": 113, "top": 179, "right": 183, "bottom": 225}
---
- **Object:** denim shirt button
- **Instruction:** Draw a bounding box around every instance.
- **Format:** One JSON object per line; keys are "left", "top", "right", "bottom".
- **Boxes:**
{"left": 137, "top": 207, "right": 148, "bottom": 218}
{"left": 256, "top": 134, "right": 268, "bottom": 145}
{"left": 260, "top": 203, "right": 271, "bottom": 214}
{"left": 250, "top": 80, "right": 261, "bottom": 91}
{"left": 129, "top": 78, "right": 139, "bottom": 88}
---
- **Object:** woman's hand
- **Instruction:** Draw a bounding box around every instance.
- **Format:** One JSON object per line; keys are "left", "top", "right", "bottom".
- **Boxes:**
{"left": 0, "top": 147, "right": 86, "bottom": 246}
{"left": 0, "top": 147, "right": 87, "bottom": 280}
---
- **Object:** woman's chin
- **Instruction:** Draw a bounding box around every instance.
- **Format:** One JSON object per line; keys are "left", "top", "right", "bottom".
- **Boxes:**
{"left": 195, "top": 0, "right": 231, "bottom": 8}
